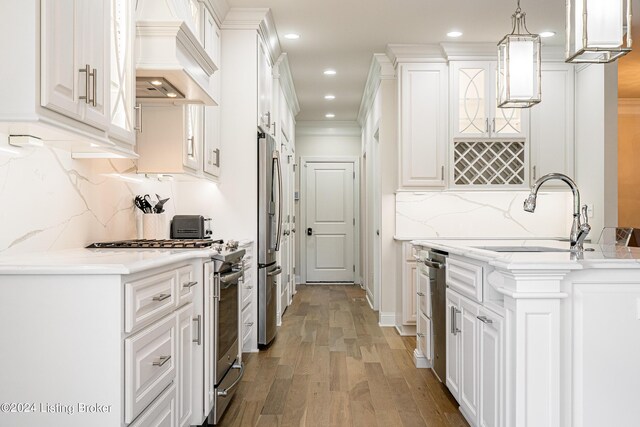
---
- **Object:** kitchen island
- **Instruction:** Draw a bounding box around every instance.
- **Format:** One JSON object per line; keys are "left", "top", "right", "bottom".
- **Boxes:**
{"left": 411, "top": 239, "right": 640, "bottom": 427}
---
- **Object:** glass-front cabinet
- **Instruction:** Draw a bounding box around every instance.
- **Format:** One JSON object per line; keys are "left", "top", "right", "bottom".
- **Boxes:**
{"left": 451, "top": 61, "right": 527, "bottom": 139}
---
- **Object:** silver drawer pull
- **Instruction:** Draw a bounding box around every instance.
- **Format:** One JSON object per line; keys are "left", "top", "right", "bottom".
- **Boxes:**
{"left": 244, "top": 322, "right": 254, "bottom": 327}
{"left": 193, "top": 315, "right": 202, "bottom": 345}
{"left": 245, "top": 286, "right": 253, "bottom": 290}
{"left": 153, "top": 355, "right": 171, "bottom": 367}
{"left": 152, "top": 293, "right": 171, "bottom": 302}
{"left": 417, "top": 332, "right": 425, "bottom": 338}
{"left": 417, "top": 292, "right": 425, "bottom": 296}
{"left": 477, "top": 315, "right": 493, "bottom": 324}
{"left": 183, "top": 281, "right": 198, "bottom": 289}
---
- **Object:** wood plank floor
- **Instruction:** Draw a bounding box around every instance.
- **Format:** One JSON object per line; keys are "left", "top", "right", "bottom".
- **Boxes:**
{"left": 215, "top": 285, "right": 468, "bottom": 427}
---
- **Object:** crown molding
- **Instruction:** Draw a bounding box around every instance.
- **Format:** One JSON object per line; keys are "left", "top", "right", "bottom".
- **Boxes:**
{"left": 221, "top": 8, "right": 281, "bottom": 63}
{"left": 200, "top": 0, "right": 229, "bottom": 27}
{"left": 386, "top": 44, "right": 446, "bottom": 66}
{"left": 357, "top": 54, "right": 395, "bottom": 125}
{"left": 296, "top": 121, "right": 361, "bottom": 137}
{"left": 440, "top": 42, "right": 497, "bottom": 61}
{"left": 274, "top": 53, "right": 300, "bottom": 116}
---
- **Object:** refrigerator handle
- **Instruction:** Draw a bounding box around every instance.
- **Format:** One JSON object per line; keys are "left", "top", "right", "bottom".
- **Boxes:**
{"left": 274, "top": 150, "right": 283, "bottom": 252}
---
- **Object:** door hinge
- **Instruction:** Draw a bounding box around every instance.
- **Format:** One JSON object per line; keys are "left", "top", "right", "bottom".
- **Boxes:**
{"left": 353, "top": 265, "right": 355, "bottom": 272}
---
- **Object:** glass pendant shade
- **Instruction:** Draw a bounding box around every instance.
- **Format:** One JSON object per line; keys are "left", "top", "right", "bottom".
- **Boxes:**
{"left": 497, "top": 4, "right": 541, "bottom": 109}
{"left": 566, "top": 0, "right": 632, "bottom": 63}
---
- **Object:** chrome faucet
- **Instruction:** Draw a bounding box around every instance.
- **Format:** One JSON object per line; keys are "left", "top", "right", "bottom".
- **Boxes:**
{"left": 523, "top": 173, "right": 591, "bottom": 251}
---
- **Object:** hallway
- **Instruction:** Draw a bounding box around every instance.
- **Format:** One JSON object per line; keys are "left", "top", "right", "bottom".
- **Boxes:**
{"left": 216, "top": 285, "right": 468, "bottom": 426}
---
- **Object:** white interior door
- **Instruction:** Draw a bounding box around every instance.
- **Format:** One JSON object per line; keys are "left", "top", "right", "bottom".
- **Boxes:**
{"left": 305, "top": 161, "right": 355, "bottom": 283}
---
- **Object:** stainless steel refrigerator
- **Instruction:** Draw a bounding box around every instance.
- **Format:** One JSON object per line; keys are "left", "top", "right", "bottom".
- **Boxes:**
{"left": 257, "top": 131, "right": 283, "bottom": 346}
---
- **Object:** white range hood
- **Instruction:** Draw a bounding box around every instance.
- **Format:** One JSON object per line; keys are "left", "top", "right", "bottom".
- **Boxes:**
{"left": 135, "top": 0, "right": 218, "bottom": 105}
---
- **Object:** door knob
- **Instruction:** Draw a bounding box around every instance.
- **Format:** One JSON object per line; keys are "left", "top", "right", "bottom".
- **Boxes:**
{"left": 307, "top": 228, "right": 312, "bottom": 236}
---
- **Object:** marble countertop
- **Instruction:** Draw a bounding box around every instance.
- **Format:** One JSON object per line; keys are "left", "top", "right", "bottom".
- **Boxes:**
{"left": 0, "top": 239, "right": 255, "bottom": 275}
{"left": 411, "top": 239, "right": 640, "bottom": 270}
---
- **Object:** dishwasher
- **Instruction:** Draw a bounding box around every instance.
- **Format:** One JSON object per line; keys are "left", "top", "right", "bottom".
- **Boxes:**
{"left": 424, "top": 249, "right": 447, "bottom": 382}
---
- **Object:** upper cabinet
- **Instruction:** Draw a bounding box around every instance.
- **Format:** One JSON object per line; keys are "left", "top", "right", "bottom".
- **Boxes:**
{"left": 399, "top": 63, "right": 448, "bottom": 188}
{"left": 450, "top": 61, "right": 528, "bottom": 140}
{"left": 529, "top": 63, "right": 575, "bottom": 184}
{"left": 203, "top": 7, "right": 221, "bottom": 179}
{"left": 41, "top": 0, "right": 110, "bottom": 131}
{"left": 258, "top": 38, "right": 274, "bottom": 133}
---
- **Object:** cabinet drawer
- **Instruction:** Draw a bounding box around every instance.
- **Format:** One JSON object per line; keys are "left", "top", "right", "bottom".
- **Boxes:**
{"left": 125, "top": 314, "right": 176, "bottom": 423}
{"left": 125, "top": 270, "right": 176, "bottom": 333}
{"left": 241, "top": 305, "right": 253, "bottom": 350}
{"left": 418, "top": 266, "right": 431, "bottom": 318}
{"left": 241, "top": 278, "right": 253, "bottom": 310}
{"left": 130, "top": 383, "right": 176, "bottom": 427}
{"left": 418, "top": 312, "right": 432, "bottom": 362}
{"left": 446, "top": 257, "right": 483, "bottom": 303}
{"left": 177, "top": 265, "right": 197, "bottom": 306}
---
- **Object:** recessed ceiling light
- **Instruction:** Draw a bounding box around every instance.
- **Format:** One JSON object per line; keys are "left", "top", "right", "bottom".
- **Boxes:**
{"left": 325, "top": 113, "right": 335, "bottom": 118}
{"left": 150, "top": 80, "right": 163, "bottom": 86}
{"left": 324, "top": 94, "right": 336, "bottom": 100}
{"left": 166, "top": 92, "right": 177, "bottom": 98}
{"left": 447, "top": 31, "right": 463, "bottom": 38}
{"left": 284, "top": 33, "right": 300, "bottom": 40}
{"left": 323, "top": 69, "right": 337, "bottom": 76}
{"left": 539, "top": 31, "right": 556, "bottom": 38}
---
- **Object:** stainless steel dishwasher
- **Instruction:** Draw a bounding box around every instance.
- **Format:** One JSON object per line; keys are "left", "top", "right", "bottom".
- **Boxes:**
{"left": 425, "top": 249, "right": 447, "bottom": 382}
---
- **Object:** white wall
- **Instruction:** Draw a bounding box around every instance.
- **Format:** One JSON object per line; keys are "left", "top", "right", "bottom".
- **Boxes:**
{"left": 294, "top": 121, "right": 361, "bottom": 283}
{"left": 0, "top": 133, "right": 220, "bottom": 255}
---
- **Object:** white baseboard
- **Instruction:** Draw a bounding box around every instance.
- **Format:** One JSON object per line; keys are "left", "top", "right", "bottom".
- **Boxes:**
{"left": 395, "top": 323, "right": 417, "bottom": 336}
{"left": 378, "top": 312, "right": 395, "bottom": 327}
{"left": 413, "top": 349, "right": 431, "bottom": 369}
{"left": 366, "top": 293, "right": 374, "bottom": 310}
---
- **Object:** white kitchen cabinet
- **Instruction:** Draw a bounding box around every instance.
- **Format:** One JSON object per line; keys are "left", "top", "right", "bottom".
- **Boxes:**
{"left": 41, "top": 0, "right": 110, "bottom": 131}
{"left": 239, "top": 241, "right": 256, "bottom": 353}
{"left": 400, "top": 242, "right": 418, "bottom": 331}
{"left": 176, "top": 303, "right": 194, "bottom": 427}
{"left": 399, "top": 63, "right": 448, "bottom": 188}
{"left": 203, "top": 10, "right": 221, "bottom": 179}
{"left": 137, "top": 104, "right": 204, "bottom": 175}
{"left": 258, "top": 37, "right": 273, "bottom": 133}
{"left": 530, "top": 63, "right": 575, "bottom": 185}
{"left": 478, "top": 306, "right": 504, "bottom": 427}
{"left": 446, "top": 289, "right": 462, "bottom": 400}
{"left": 450, "top": 61, "right": 528, "bottom": 140}
{"left": 459, "top": 296, "right": 480, "bottom": 422}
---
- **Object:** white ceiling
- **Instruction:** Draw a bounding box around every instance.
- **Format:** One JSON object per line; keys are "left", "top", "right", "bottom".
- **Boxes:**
{"left": 224, "top": 0, "right": 568, "bottom": 122}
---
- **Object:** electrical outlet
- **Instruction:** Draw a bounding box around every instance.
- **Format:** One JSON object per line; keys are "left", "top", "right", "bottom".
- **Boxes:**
{"left": 586, "top": 204, "right": 594, "bottom": 217}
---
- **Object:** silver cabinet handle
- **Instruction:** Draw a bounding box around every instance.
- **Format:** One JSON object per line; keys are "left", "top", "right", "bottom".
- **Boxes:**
{"left": 134, "top": 104, "right": 143, "bottom": 132}
{"left": 91, "top": 67, "right": 97, "bottom": 107}
{"left": 214, "top": 148, "right": 220, "bottom": 167}
{"left": 187, "top": 136, "right": 195, "bottom": 157}
{"left": 532, "top": 165, "right": 536, "bottom": 180}
{"left": 244, "top": 322, "right": 254, "bottom": 327}
{"left": 217, "top": 362, "right": 245, "bottom": 397}
{"left": 193, "top": 315, "right": 202, "bottom": 345}
{"left": 79, "top": 64, "right": 91, "bottom": 104}
{"left": 485, "top": 118, "right": 489, "bottom": 134}
{"left": 450, "top": 306, "right": 460, "bottom": 335}
{"left": 245, "top": 285, "right": 253, "bottom": 290}
{"left": 417, "top": 332, "right": 425, "bottom": 338}
{"left": 492, "top": 118, "right": 496, "bottom": 134}
{"left": 441, "top": 165, "right": 444, "bottom": 181}
{"left": 423, "top": 259, "right": 443, "bottom": 269}
{"left": 153, "top": 355, "right": 171, "bottom": 367}
{"left": 417, "top": 292, "right": 425, "bottom": 296}
{"left": 183, "top": 281, "right": 198, "bottom": 289}
{"left": 477, "top": 315, "right": 493, "bottom": 324}
{"left": 152, "top": 293, "right": 170, "bottom": 302}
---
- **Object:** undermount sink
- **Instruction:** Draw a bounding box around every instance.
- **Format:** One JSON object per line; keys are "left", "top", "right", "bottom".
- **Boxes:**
{"left": 473, "top": 246, "right": 572, "bottom": 253}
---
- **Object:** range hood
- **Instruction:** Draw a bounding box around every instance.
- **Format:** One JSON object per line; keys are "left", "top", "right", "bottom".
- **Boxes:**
{"left": 135, "top": 0, "right": 218, "bottom": 105}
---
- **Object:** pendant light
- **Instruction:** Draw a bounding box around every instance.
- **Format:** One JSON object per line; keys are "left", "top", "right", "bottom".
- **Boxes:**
{"left": 566, "top": 0, "right": 632, "bottom": 63}
{"left": 497, "top": 0, "right": 541, "bottom": 109}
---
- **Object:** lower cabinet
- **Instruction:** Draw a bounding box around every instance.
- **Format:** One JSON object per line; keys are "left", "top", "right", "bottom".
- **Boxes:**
{"left": 447, "top": 288, "right": 504, "bottom": 427}
{"left": 130, "top": 384, "right": 177, "bottom": 427}
{"left": 401, "top": 242, "right": 418, "bottom": 331}
{"left": 176, "top": 303, "right": 194, "bottom": 427}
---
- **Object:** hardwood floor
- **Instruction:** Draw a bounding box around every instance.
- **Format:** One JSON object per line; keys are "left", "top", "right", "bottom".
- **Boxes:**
{"left": 216, "top": 285, "right": 468, "bottom": 427}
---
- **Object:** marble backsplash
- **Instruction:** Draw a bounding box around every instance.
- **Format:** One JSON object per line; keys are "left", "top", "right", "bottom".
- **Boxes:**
{"left": 396, "top": 191, "right": 574, "bottom": 239}
{"left": 0, "top": 137, "right": 219, "bottom": 255}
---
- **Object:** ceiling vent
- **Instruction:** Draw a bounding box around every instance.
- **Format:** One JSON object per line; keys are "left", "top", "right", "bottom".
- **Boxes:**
{"left": 135, "top": 0, "right": 218, "bottom": 105}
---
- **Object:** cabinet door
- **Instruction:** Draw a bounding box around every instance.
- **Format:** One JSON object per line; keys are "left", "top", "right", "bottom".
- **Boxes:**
{"left": 183, "top": 104, "right": 203, "bottom": 172}
{"left": 400, "top": 63, "right": 448, "bottom": 188}
{"left": 403, "top": 261, "right": 417, "bottom": 324}
{"left": 177, "top": 303, "right": 194, "bottom": 427}
{"left": 478, "top": 307, "right": 504, "bottom": 427}
{"left": 40, "top": 0, "right": 83, "bottom": 121}
{"left": 109, "top": 0, "right": 136, "bottom": 145}
{"left": 257, "top": 38, "right": 273, "bottom": 132}
{"left": 203, "top": 106, "right": 221, "bottom": 177}
{"left": 418, "top": 266, "right": 431, "bottom": 318}
{"left": 446, "top": 290, "right": 461, "bottom": 399}
{"left": 530, "top": 63, "right": 575, "bottom": 184}
{"left": 418, "top": 312, "right": 433, "bottom": 365}
{"left": 460, "top": 297, "right": 480, "bottom": 422}
{"left": 451, "top": 62, "right": 490, "bottom": 138}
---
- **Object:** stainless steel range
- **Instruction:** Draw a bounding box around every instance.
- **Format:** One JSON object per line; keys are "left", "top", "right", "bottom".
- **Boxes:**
{"left": 86, "top": 238, "right": 245, "bottom": 425}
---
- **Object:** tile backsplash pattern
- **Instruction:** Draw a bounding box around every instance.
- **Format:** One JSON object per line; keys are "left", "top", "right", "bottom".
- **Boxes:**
{"left": 0, "top": 138, "right": 218, "bottom": 255}
{"left": 396, "top": 191, "right": 573, "bottom": 239}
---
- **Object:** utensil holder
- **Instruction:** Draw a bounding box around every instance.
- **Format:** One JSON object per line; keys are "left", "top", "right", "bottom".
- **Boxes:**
{"left": 143, "top": 213, "right": 168, "bottom": 240}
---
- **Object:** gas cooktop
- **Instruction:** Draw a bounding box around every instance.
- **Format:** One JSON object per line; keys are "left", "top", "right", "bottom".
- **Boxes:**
{"left": 86, "top": 239, "right": 223, "bottom": 249}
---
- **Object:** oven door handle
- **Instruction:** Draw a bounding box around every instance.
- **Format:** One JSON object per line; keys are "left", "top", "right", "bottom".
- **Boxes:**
{"left": 217, "top": 362, "right": 245, "bottom": 397}
{"left": 267, "top": 267, "right": 282, "bottom": 277}
{"left": 220, "top": 270, "right": 243, "bottom": 285}
{"left": 423, "top": 259, "right": 444, "bottom": 269}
